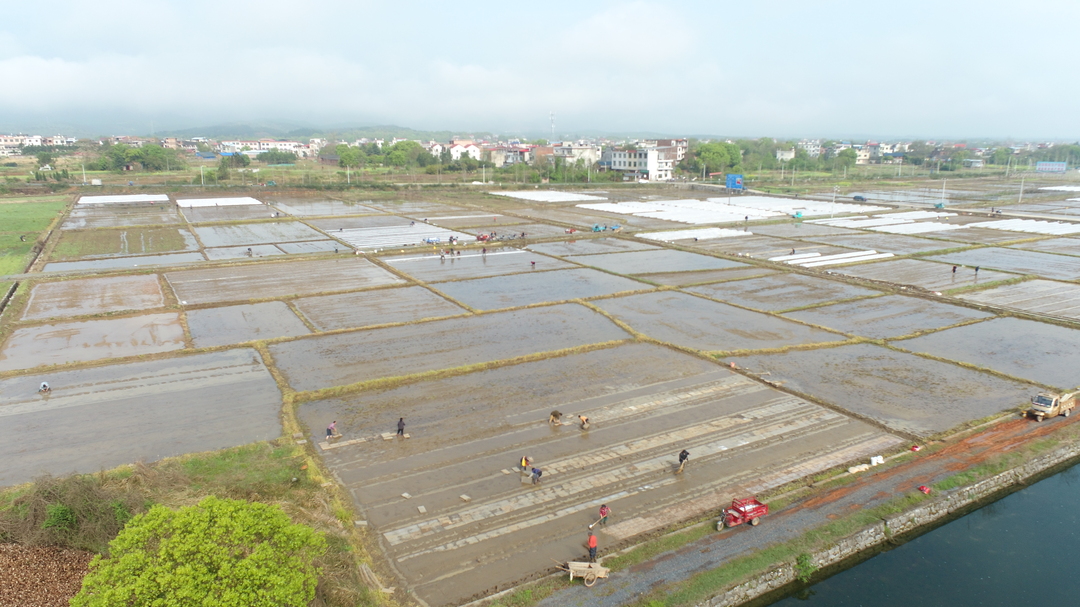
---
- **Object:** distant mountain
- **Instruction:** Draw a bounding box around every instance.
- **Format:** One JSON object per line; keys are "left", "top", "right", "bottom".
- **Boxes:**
{"left": 157, "top": 122, "right": 496, "bottom": 142}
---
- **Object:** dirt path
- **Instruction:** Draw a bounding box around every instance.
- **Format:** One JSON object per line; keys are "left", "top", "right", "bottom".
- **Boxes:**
{"left": 539, "top": 414, "right": 1080, "bottom": 607}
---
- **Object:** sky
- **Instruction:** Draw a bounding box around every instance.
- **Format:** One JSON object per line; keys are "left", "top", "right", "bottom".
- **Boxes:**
{"left": 0, "top": 0, "right": 1077, "bottom": 139}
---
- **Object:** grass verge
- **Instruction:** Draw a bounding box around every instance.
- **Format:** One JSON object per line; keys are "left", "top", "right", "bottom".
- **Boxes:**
{"left": 0, "top": 441, "right": 379, "bottom": 607}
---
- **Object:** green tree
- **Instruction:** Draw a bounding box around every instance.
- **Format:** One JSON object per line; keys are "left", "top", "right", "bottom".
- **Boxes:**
{"left": 832, "top": 148, "right": 856, "bottom": 168}
{"left": 36, "top": 152, "right": 55, "bottom": 167}
{"left": 338, "top": 147, "right": 364, "bottom": 169}
{"left": 257, "top": 149, "right": 298, "bottom": 164}
{"left": 72, "top": 497, "right": 325, "bottom": 607}
{"left": 217, "top": 160, "right": 230, "bottom": 181}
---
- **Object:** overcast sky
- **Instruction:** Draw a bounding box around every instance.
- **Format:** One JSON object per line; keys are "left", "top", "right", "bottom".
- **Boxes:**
{"left": 1, "top": 0, "right": 1076, "bottom": 139}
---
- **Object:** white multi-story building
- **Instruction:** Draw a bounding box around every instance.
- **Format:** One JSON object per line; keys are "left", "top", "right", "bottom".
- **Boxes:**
{"left": 797, "top": 139, "right": 821, "bottom": 157}
{"left": 603, "top": 147, "right": 675, "bottom": 181}
{"left": 642, "top": 139, "right": 689, "bottom": 162}
{"left": 447, "top": 141, "right": 481, "bottom": 161}
{"left": 776, "top": 148, "right": 796, "bottom": 162}
{"left": 552, "top": 142, "right": 601, "bottom": 166}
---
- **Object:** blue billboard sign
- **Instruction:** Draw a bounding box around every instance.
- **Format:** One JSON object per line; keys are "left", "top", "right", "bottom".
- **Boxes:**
{"left": 726, "top": 174, "right": 744, "bottom": 190}
{"left": 1036, "top": 161, "right": 1067, "bottom": 174}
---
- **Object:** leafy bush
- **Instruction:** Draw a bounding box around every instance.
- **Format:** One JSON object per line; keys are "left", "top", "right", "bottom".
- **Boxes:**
{"left": 42, "top": 503, "right": 77, "bottom": 531}
{"left": 72, "top": 496, "right": 326, "bottom": 607}
{"left": 795, "top": 552, "right": 818, "bottom": 583}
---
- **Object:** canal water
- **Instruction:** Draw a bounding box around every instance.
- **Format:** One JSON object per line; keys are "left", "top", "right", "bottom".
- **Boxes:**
{"left": 768, "top": 462, "right": 1080, "bottom": 606}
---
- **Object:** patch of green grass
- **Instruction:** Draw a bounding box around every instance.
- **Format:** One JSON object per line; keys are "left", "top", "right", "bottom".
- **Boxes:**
{"left": 50, "top": 227, "right": 191, "bottom": 259}
{"left": 489, "top": 577, "right": 573, "bottom": 607}
{"left": 178, "top": 443, "right": 303, "bottom": 499}
{"left": 0, "top": 197, "right": 68, "bottom": 274}
{"left": 605, "top": 523, "right": 715, "bottom": 571}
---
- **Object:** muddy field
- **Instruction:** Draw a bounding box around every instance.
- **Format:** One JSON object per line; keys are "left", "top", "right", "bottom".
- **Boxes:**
{"left": 566, "top": 249, "right": 747, "bottom": 275}
{"left": 0, "top": 313, "right": 185, "bottom": 371}
{"left": 594, "top": 291, "right": 845, "bottom": 352}
{"left": 385, "top": 250, "right": 575, "bottom": 282}
{"left": 959, "top": 280, "right": 1080, "bottom": 321}
{"left": 0, "top": 349, "right": 282, "bottom": 485}
{"left": 299, "top": 343, "right": 901, "bottom": 606}
{"left": 458, "top": 223, "right": 569, "bottom": 238}
{"left": 166, "top": 257, "right": 404, "bottom": 304}
{"left": 929, "top": 247, "right": 1080, "bottom": 281}
{"left": 186, "top": 302, "right": 310, "bottom": 347}
{"left": 922, "top": 227, "right": 1033, "bottom": 244}
{"left": 43, "top": 252, "right": 207, "bottom": 273}
{"left": 784, "top": 295, "right": 994, "bottom": 338}
{"left": 688, "top": 273, "right": 882, "bottom": 312}
{"left": 731, "top": 343, "right": 1036, "bottom": 436}
{"left": 293, "top": 286, "right": 467, "bottom": 331}
{"left": 22, "top": 275, "right": 164, "bottom": 320}
{"left": 270, "top": 303, "right": 629, "bottom": 391}
{"left": 426, "top": 214, "right": 529, "bottom": 228}
{"left": 897, "top": 317, "right": 1080, "bottom": 389}
{"left": 434, "top": 268, "right": 649, "bottom": 310}
{"left": 831, "top": 258, "right": 1015, "bottom": 291}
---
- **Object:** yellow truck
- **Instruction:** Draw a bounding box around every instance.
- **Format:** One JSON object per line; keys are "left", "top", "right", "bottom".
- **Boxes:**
{"left": 1026, "top": 392, "right": 1078, "bottom": 422}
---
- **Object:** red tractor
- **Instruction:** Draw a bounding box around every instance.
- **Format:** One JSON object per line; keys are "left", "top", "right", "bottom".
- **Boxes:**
{"left": 719, "top": 497, "right": 769, "bottom": 529}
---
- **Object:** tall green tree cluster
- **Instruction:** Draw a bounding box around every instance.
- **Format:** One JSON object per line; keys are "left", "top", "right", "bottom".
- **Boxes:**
{"left": 91, "top": 144, "right": 185, "bottom": 171}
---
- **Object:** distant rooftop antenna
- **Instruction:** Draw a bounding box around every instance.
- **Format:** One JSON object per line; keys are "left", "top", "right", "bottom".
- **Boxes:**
{"left": 549, "top": 111, "right": 555, "bottom": 143}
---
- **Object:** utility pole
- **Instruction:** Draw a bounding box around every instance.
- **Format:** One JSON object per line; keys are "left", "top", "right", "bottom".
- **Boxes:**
{"left": 1018, "top": 176, "right": 1025, "bottom": 205}
{"left": 200, "top": 165, "right": 204, "bottom": 186}
{"left": 831, "top": 185, "right": 838, "bottom": 218}
{"left": 81, "top": 163, "right": 86, "bottom": 185}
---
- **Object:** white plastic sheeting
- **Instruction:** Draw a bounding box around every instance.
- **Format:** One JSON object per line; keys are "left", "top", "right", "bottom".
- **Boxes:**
{"left": 77, "top": 194, "right": 170, "bottom": 204}
{"left": 799, "top": 252, "right": 894, "bottom": 267}
{"left": 1040, "top": 186, "right": 1080, "bottom": 192}
{"left": 176, "top": 197, "right": 263, "bottom": 207}
{"left": 866, "top": 223, "right": 969, "bottom": 235}
{"left": 965, "top": 219, "right": 1080, "bottom": 235}
{"left": 491, "top": 191, "right": 606, "bottom": 203}
{"left": 578, "top": 196, "right": 888, "bottom": 225}
{"left": 636, "top": 228, "right": 753, "bottom": 242}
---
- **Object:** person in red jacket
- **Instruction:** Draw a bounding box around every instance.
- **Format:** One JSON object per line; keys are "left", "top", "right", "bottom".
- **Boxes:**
{"left": 587, "top": 533, "right": 598, "bottom": 562}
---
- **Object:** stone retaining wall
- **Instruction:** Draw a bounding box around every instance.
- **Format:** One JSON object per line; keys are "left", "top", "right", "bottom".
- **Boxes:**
{"left": 702, "top": 438, "right": 1080, "bottom": 607}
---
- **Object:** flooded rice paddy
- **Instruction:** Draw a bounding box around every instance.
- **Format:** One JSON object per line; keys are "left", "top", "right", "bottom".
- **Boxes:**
{"left": 270, "top": 303, "right": 629, "bottom": 391}
{"left": 186, "top": 302, "right": 310, "bottom": 347}
{"left": 179, "top": 204, "right": 279, "bottom": 222}
{"left": 0, "top": 349, "right": 281, "bottom": 485}
{"left": 43, "top": 252, "right": 208, "bottom": 272}
{"left": 293, "top": 286, "right": 467, "bottom": 331}
{"left": 784, "top": 295, "right": 993, "bottom": 339}
{"left": 268, "top": 199, "right": 380, "bottom": 216}
{"left": 434, "top": 267, "right": 649, "bottom": 310}
{"left": 830, "top": 258, "right": 1015, "bottom": 291}
{"left": 526, "top": 237, "right": 660, "bottom": 257}
{"left": 193, "top": 222, "right": 330, "bottom": 247}
{"left": 636, "top": 266, "right": 777, "bottom": 286}
{"left": 385, "top": 250, "right": 575, "bottom": 282}
{"left": 732, "top": 343, "right": 1035, "bottom": 436}
{"left": 929, "top": 247, "right": 1080, "bottom": 281}
{"left": 594, "top": 291, "right": 845, "bottom": 352}
{"left": 959, "top": 279, "right": 1080, "bottom": 321}
{"left": 566, "top": 249, "right": 747, "bottom": 275}
{"left": 0, "top": 313, "right": 185, "bottom": 371}
{"left": 898, "top": 317, "right": 1080, "bottom": 389}
{"left": 22, "top": 275, "right": 164, "bottom": 320}
{"left": 166, "top": 257, "right": 404, "bottom": 304}
{"left": 1012, "top": 237, "right": 1080, "bottom": 257}
{"left": 688, "top": 273, "right": 882, "bottom": 312}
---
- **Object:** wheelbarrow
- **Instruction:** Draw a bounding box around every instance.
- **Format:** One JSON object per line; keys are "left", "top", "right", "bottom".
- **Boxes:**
{"left": 555, "top": 561, "right": 610, "bottom": 587}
